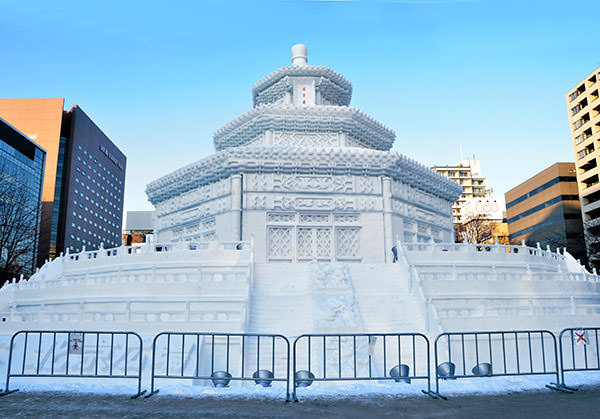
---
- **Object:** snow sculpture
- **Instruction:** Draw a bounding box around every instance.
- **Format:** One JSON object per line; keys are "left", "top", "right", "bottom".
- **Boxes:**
{"left": 145, "top": 44, "right": 462, "bottom": 264}
{"left": 0, "top": 44, "right": 599, "bottom": 352}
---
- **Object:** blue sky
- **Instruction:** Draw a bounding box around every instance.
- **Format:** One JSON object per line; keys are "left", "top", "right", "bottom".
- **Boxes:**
{"left": 1, "top": 0, "right": 598, "bottom": 214}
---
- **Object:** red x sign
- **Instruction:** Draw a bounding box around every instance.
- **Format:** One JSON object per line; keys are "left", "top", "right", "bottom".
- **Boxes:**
{"left": 574, "top": 330, "right": 588, "bottom": 345}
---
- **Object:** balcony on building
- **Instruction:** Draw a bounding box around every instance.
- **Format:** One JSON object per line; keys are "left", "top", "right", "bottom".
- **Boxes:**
{"left": 577, "top": 143, "right": 595, "bottom": 160}
{"left": 570, "top": 83, "right": 586, "bottom": 102}
{"left": 579, "top": 158, "right": 597, "bottom": 175}
{"left": 573, "top": 113, "right": 591, "bottom": 131}
{"left": 572, "top": 98, "right": 588, "bottom": 116}
{"left": 581, "top": 173, "right": 599, "bottom": 190}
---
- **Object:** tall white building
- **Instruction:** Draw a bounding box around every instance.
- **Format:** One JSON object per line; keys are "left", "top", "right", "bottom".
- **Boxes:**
{"left": 432, "top": 159, "right": 494, "bottom": 224}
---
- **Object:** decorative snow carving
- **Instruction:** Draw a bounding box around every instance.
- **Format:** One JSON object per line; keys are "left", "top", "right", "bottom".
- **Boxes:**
{"left": 310, "top": 263, "right": 363, "bottom": 331}
{"left": 267, "top": 213, "right": 295, "bottom": 223}
{"left": 299, "top": 214, "right": 329, "bottom": 224}
{"left": 271, "top": 131, "right": 340, "bottom": 147}
{"left": 268, "top": 227, "right": 292, "bottom": 258}
{"left": 297, "top": 228, "right": 312, "bottom": 259}
{"left": 273, "top": 175, "right": 348, "bottom": 193}
{"left": 336, "top": 228, "right": 360, "bottom": 258}
{"left": 316, "top": 228, "right": 332, "bottom": 258}
{"left": 334, "top": 214, "right": 360, "bottom": 224}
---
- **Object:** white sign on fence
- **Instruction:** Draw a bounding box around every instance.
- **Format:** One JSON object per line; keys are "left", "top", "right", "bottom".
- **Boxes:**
{"left": 69, "top": 332, "right": 83, "bottom": 354}
{"left": 573, "top": 330, "right": 588, "bottom": 345}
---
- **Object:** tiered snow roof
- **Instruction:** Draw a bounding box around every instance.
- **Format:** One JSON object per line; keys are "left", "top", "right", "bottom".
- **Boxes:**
{"left": 252, "top": 65, "right": 353, "bottom": 107}
{"left": 146, "top": 146, "right": 462, "bottom": 205}
{"left": 213, "top": 105, "right": 395, "bottom": 151}
{"left": 147, "top": 44, "right": 462, "bottom": 206}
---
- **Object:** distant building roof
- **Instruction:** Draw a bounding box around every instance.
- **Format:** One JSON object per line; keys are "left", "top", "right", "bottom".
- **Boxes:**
{"left": 125, "top": 211, "right": 154, "bottom": 231}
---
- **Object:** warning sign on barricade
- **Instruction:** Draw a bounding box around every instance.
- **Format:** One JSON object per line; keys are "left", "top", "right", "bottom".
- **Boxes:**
{"left": 573, "top": 330, "right": 588, "bottom": 345}
{"left": 69, "top": 332, "right": 83, "bottom": 354}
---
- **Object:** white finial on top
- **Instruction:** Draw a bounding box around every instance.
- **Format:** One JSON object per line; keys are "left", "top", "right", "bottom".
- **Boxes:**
{"left": 291, "top": 44, "right": 308, "bottom": 66}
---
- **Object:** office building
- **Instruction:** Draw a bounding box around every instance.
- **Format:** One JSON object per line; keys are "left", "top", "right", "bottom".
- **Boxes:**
{"left": 505, "top": 162, "right": 585, "bottom": 261}
{"left": 122, "top": 210, "right": 154, "bottom": 245}
{"left": 566, "top": 66, "right": 600, "bottom": 266}
{"left": 433, "top": 159, "right": 492, "bottom": 224}
{"left": 0, "top": 118, "right": 46, "bottom": 279}
{"left": 0, "top": 99, "right": 126, "bottom": 264}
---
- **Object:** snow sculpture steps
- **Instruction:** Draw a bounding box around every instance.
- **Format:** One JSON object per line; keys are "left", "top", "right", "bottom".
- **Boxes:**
{"left": 349, "top": 263, "right": 430, "bottom": 334}
{"left": 247, "top": 263, "right": 312, "bottom": 335}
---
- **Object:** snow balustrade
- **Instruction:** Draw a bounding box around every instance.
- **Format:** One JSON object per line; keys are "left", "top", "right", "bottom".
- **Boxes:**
{"left": 2, "top": 327, "right": 600, "bottom": 400}
{"left": 1, "top": 240, "right": 253, "bottom": 292}
{"left": 403, "top": 241, "right": 567, "bottom": 262}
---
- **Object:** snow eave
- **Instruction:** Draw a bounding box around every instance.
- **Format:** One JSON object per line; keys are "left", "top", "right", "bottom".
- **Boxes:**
{"left": 145, "top": 147, "right": 462, "bottom": 205}
{"left": 252, "top": 65, "right": 353, "bottom": 100}
{"left": 212, "top": 104, "right": 396, "bottom": 151}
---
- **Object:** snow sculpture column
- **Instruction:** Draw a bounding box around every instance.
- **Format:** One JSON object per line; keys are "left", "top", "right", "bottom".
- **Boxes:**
{"left": 382, "top": 176, "right": 394, "bottom": 263}
{"left": 231, "top": 174, "right": 242, "bottom": 241}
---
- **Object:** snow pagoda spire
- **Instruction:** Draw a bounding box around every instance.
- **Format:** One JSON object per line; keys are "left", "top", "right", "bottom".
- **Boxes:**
{"left": 291, "top": 44, "right": 308, "bottom": 66}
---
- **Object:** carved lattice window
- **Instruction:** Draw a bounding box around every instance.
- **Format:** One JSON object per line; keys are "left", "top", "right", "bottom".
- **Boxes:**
{"left": 297, "top": 228, "right": 312, "bottom": 259}
{"left": 336, "top": 228, "right": 360, "bottom": 258}
{"left": 269, "top": 227, "right": 292, "bottom": 258}
{"left": 316, "top": 228, "right": 332, "bottom": 258}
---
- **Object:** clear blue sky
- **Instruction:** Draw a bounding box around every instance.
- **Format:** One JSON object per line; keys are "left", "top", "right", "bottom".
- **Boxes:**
{"left": 1, "top": 0, "right": 598, "bottom": 215}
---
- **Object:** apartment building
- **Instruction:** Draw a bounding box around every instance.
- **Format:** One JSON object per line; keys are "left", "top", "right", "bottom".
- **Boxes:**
{"left": 505, "top": 162, "right": 585, "bottom": 262}
{"left": 567, "top": 66, "right": 600, "bottom": 266}
{"left": 433, "top": 160, "right": 492, "bottom": 224}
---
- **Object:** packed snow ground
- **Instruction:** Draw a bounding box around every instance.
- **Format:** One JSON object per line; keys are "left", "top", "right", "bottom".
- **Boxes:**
{"left": 4, "top": 371, "right": 600, "bottom": 399}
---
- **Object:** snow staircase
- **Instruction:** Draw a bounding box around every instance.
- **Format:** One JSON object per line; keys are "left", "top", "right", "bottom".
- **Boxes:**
{"left": 247, "top": 263, "right": 313, "bottom": 335}
{"left": 246, "top": 262, "right": 430, "bottom": 383}
{"left": 349, "top": 263, "right": 430, "bottom": 334}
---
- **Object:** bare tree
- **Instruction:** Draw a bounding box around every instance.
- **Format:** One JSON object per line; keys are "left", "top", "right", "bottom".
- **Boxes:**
{"left": 455, "top": 215, "right": 507, "bottom": 244}
{"left": 0, "top": 165, "right": 41, "bottom": 286}
{"left": 583, "top": 220, "right": 600, "bottom": 271}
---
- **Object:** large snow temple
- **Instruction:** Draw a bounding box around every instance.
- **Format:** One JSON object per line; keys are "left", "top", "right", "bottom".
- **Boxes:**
{"left": 1, "top": 44, "right": 600, "bottom": 344}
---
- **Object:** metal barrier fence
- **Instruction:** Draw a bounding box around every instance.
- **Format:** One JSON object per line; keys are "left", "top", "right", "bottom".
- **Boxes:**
{"left": 292, "top": 333, "right": 435, "bottom": 401}
{"left": 146, "top": 332, "right": 290, "bottom": 400}
{"left": 558, "top": 327, "right": 600, "bottom": 391}
{"left": 0, "top": 330, "right": 145, "bottom": 398}
{"left": 432, "top": 330, "right": 570, "bottom": 398}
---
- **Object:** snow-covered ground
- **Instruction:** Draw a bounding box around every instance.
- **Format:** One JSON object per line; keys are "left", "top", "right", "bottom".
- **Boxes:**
{"left": 4, "top": 371, "right": 600, "bottom": 399}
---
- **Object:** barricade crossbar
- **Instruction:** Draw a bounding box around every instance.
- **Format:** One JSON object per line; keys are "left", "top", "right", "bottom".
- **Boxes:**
{"left": 0, "top": 330, "right": 145, "bottom": 398}
{"left": 558, "top": 327, "right": 600, "bottom": 391}
{"left": 433, "top": 330, "right": 571, "bottom": 398}
{"left": 146, "top": 332, "right": 290, "bottom": 400}
{"left": 292, "top": 333, "right": 435, "bottom": 401}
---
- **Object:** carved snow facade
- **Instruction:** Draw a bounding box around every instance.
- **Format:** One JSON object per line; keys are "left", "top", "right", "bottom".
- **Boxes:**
{"left": 146, "top": 54, "right": 462, "bottom": 263}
